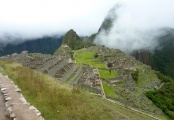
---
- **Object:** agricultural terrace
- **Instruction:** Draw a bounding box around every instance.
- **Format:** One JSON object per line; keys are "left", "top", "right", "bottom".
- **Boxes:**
{"left": 74, "top": 48, "right": 117, "bottom": 80}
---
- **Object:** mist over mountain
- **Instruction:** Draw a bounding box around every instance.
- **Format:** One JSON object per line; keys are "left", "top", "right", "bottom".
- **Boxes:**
{"left": 0, "top": 0, "right": 117, "bottom": 47}
{"left": 133, "top": 30, "right": 174, "bottom": 78}
{"left": 0, "top": 36, "right": 62, "bottom": 56}
{"left": 94, "top": 0, "right": 174, "bottom": 53}
{"left": 84, "top": 0, "right": 174, "bottom": 79}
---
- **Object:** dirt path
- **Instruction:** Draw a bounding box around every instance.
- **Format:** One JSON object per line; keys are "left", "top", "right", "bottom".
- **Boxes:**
{"left": 0, "top": 74, "right": 43, "bottom": 120}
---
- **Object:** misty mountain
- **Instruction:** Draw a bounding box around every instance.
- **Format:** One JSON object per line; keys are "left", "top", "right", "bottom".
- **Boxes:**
{"left": 88, "top": 6, "right": 174, "bottom": 79}
{"left": 0, "top": 36, "right": 62, "bottom": 56}
{"left": 82, "top": 5, "right": 117, "bottom": 44}
{"left": 133, "top": 30, "right": 174, "bottom": 78}
{"left": 98, "top": 5, "right": 118, "bottom": 33}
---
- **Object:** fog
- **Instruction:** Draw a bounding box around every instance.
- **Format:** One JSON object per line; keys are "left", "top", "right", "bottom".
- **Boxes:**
{"left": 0, "top": 0, "right": 116, "bottom": 46}
{"left": 94, "top": 0, "right": 174, "bottom": 53}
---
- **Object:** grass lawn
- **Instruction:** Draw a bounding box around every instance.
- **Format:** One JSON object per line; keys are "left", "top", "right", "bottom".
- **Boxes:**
{"left": 98, "top": 69, "right": 117, "bottom": 79}
{"left": 103, "top": 82, "right": 120, "bottom": 98}
{"left": 74, "top": 49, "right": 106, "bottom": 68}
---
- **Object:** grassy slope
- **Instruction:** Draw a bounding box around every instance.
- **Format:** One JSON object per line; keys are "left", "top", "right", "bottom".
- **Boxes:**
{"left": 0, "top": 61, "right": 159, "bottom": 120}
{"left": 136, "top": 62, "right": 158, "bottom": 88}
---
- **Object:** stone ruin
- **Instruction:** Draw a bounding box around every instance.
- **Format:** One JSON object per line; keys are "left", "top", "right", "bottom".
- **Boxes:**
{"left": 0, "top": 52, "right": 105, "bottom": 96}
{"left": 0, "top": 48, "right": 163, "bottom": 114}
{"left": 90, "top": 46, "right": 162, "bottom": 114}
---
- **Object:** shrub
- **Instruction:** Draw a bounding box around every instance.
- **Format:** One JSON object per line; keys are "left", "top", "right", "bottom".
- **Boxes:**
{"left": 94, "top": 53, "right": 99, "bottom": 58}
{"left": 131, "top": 70, "right": 139, "bottom": 82}
{"left": 146, "top": 80, "right": 174, "bottom": 118}
{"left": 107, "top": 62, "right": 113, "bottom": 68}
{"left": 156, "top": 71, "right": 173, "bottom": 82}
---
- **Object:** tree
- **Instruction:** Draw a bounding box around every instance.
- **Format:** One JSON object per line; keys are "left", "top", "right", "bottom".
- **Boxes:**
{"left": 131, "top": 70, "right": 139, "bottom": 82}
{"left": 94, "top": 53, "right": 99, "bottom": 58}
{"left": 107, "top": 62, "right": 113, "bottom": 68}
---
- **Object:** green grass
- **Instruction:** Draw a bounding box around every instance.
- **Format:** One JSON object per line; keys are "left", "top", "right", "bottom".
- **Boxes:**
{"left": 66, "top": 72, "right": 76, "bottom": 82}
{"left": 74, "top": 49, "right": 106, "bottom": 68}
{"left": 74, "top": 48, "right": 117, "bottom": 80}
{"left": 116, "top": 82, "right": 125, "bottom": 87}
{"left": 98, "top": 69, "right": 117, "bottom": 79}
{"left": 135, "top": 63, "right": 158, "bottom": 88}
{"left": 0, "top": 61, "right": 164, "bottom": 120}
{"left": 103, "top": 82, "right": 121, "bottom": 98}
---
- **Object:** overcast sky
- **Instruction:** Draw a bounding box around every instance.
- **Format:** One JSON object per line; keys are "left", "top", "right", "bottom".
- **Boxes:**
{"left": 0, "top": 0, "right": 174, "bottom": 50}
{"left": 0, "top": 0, "right": 116, "bottom": 39}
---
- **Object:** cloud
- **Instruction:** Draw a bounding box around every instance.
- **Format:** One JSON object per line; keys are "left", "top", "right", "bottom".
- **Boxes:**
{"left": 0, "top": 0, "right": 116, "bottom": 45}
{"left": 94, "top": 0, "right": 174, "bottom": 53}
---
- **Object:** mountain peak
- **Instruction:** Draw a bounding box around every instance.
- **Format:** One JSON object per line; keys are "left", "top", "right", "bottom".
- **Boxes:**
{"left": 62, "top": 29, "right": 84, "bottom": 50}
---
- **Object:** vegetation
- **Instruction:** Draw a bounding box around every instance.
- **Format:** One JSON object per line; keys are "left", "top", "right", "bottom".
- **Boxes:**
{"left": 146, "top": 71, "right": 174, "bottom": 119}
{"left": 74, "top": 49, "right": 106, "bottom": 68}
{"left": 0, "top": 36, "right": 62, "bottom": 56}
{"left": 152, "top": 33, "right": 174, "bottom": 78}
{"left": 102, "top": 82, "right": 120, "bottom": 98}
{"left": 156, "top": 71, "right": 173, "bottom": 82}
{"left": 0, "top": 61, "right": 157, "bottom": 120}
{"left": 133, "top": 32, "right": 174, "bottom": 79}
{"left": 74, "top": 48, "right": 117, "bottom": 80}
{"left": 107, "top": 62, "right": 113, "bottom": 68}
{"left": 98, "top": 69, "right": 117, "bottom": 79}
{"left": 131, "top": 70, "right": 139, "bottom": 83}
{"left": 74, "top": 48, "right": 171, "bottom": 119}
{"left": 62, "top": 29, "right": 84, "bottom": 50}
{"left": 94, "top": 53, "right": 99, "bottom": 58}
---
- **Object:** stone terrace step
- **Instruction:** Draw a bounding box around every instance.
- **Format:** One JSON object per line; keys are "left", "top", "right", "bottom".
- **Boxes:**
{"left": 61, "top": 65, "right": 78, "bottom": 81}
{"left": 69, "top": 67, "right": 83, "bottom": 84}
{"left": 36, "top": 57, "right": 62, "bottom": 72}
{"left": 72, "top": 71, "right": 83, "bottom": 85}
{"left": 47, "top": 60, "right": 69, "bottom": 77}
{"left": 26, "top": 55, "right": 52, "bottom": 68}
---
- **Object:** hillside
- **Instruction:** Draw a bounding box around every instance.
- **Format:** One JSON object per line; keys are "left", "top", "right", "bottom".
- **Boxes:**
{"left": 133, "top": 30, "right": 174, "bottom": 78}
{"left": 1, "top": 60, "right": 164, "bottom": 120}
{"left": 0, "top": 36, "right": 62, "bottom": 56}
{"left": 82, "top": 6, "right": 174, "bottom": 80}
{"left": 0, "top": 45, "right": 171, "bottom": 119}
{"left": 54, "top": 44, "right": 73, "bottom": 56}
{"left": 82, "top": 6, "right": 117, "bottom": 44}
{"left": 62, "top": 29, "right": 84, "bottom": 50}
